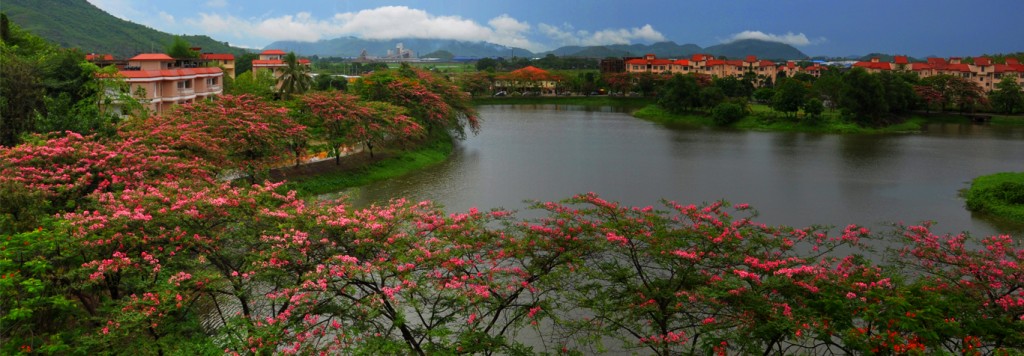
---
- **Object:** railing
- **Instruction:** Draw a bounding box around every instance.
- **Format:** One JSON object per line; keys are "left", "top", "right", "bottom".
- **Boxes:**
{"left": 179, "top": 88, "right": 195, "bottom": 96}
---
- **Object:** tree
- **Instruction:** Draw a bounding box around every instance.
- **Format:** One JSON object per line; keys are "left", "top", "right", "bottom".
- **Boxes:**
{"left": 458, "top": 72, "right": 493, "bottom": 97}
{"left": 989, "top": 77, "right": 1024, "bottom": 114}
{"left": 314, "top": 73, "right": 347, "bottom": 91}
{"left": 120, "top": 95, "right": 307, "bottom": 181}
{"left": 476, "top": 57, "right": 498, "bottom": 72}
{"left": 812, "top": 70, "right": 843, "bottom": 111}
{"left": 354, "top": 65, "right": 479, "bottom": 138}
{"left": 658, "top": 74, "right": 702, "bottom": 113}
{"left": 840, "top": 68, "right": 888, "bottom": 126}
{"left": 278, "top": 52, "right": 313, "bottom": 99}
{"left": 165, "top": 36, "right": 198, "bottom": 58}
{"left": 803, "top": 98, "right": 825, "bottom": 125}
{"left": 771, "top": 78, "right": 809, "bottom": 119}
{"left": 228, "top": 70, "right": 276, "bottom": 99}
{"left": 0, "top": 47, "right": 44, "bottom": 146}
{"left": 877, "top": 71, "right": 918, "bottom": 114}
{"left": 753, "top": 87, "right": 775, "bottom": 104}
{"left": 301, "top": 91, "right": 424, "bottom": 161}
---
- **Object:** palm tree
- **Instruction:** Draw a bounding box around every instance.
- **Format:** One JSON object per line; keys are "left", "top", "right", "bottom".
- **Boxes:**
{"left": 278, "top": 52, "right": 312, "bottom": 99}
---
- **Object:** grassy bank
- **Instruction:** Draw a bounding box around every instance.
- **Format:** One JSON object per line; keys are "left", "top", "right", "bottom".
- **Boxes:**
{"left": 472, "top": 96, "right": 654, "bottom": 109}
{"left": 633, "top": 104, "right": 1024, "bottom": 134}
{"left": 964, "top": 172, "right": 1024, "bottom": 222}
{"left": 277, "top": 132, "right": 453, "bottom": 196}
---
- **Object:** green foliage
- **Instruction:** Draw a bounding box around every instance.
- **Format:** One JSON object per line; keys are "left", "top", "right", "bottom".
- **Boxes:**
{"left": 964, "top": 172, "right": 1024, "bottom": 221}
{"left": 3, "top": 0, "right": 245, "bottom": 58}
{"left": 989, "top": 77, "right": 1024, "bottom": 114}
{"left": 753, "top": 87, "right": 775, "bottom": 104}
{"left": 802, "top": 98, "right": 825, "bottom": 125}
{"left": 164, "top": 36, "right": 198, "bottom": 58}
{"left": 771, "top": 78, "right": 809, "bottom": 118}
{"left": 278, "top": 52, "right": 313, "bottom": 99}
{"left": 711, "top": 102, "right": 745, "bottom": 126}
{"left": 229, "top": 70, "right": 276, "bottom": 99}
{"left": 840, "top": 68, "right": 889, "bottom": 126}
{"left": 314, "top": 73, "right": 348, "bottom": 91}
{"left": 658, "top": 74, "right": 701, "bottom": 113}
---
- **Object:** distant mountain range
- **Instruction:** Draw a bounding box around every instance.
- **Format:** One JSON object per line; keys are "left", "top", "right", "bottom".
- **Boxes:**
{"left": 3, "top": 0, "right": 248, "bottom": 58}
{"left": 5, "top": 0, "right": 808, "bottom": 61}
{"left": 269, "top": 38, "right": 809, "bottom": 61}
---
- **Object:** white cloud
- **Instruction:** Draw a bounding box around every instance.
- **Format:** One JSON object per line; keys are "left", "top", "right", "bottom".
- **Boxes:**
{"left": 158, "top": 11, "right": 175, "bottom": 25}
{"left": 184, "top": 6, "right": 546, "bottom": 51}
{"left": 724, "top": 30, "right": 826, "bottom": 46}
{"left": 538, "top": 23, "right": 666, "bottom": 47}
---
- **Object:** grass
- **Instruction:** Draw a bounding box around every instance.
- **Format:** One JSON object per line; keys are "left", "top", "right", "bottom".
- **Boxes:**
{"left": 963, "top": 172, "right": 1024, "bottom": 222}
{"left": 279, "top": 132, "right": 454, "bottom": 196}
{"left": 632, "top": 103, "right": 1023, "bottom": 134}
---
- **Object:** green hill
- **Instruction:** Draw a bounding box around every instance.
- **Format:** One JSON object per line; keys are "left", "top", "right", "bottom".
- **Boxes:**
{"left": 703, "top": 39, "right": 807, "bottom": 60}
{"left": 3, "top": 0, "right": 247, "bottom": 58}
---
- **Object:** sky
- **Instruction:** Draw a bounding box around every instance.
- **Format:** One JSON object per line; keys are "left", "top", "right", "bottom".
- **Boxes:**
{"left": 86, "top": 0, "right": 1024, "bottom": 57}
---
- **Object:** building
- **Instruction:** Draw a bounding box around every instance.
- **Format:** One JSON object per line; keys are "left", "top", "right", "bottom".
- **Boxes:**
{"left": 252, "top": 49, "right": 311, "bottom": 84}
{"left": 494, "top": 66, "right": 563, "bottom": 95}
{"left": 114, "top": 53, "right": 223, "bottom": 115}
{"left": 852, "top": 56, "right": 1024, "bottom": 92}
{"left": 201, "top": 53, "right": 236, "bottom": 78}
{"left": 625, "top": 54, "right": 781, "bottom": 86}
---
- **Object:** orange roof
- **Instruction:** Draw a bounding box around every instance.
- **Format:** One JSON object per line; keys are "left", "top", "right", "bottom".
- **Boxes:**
{"left": 705, "top": 59, "right": 725, "bottom": 66}
{"left": 1006, "top": 58, "right": 1020, "bottom": 65}
{"left": 261, "top": 49, "right": 287, "bottom": 55}
{"left": 202, "top": 53, "right": 234, "bottom": 60}
{"left": 974, "top": 57, "right": 992, "bottom": 66}
{"left": 927, "top": 58, "right": 948, "bottom": 65}
{"left": 86, "top": 53, "right": 114, "bottom": 61}
{"left": 745, "top": 55, "right": 758, "bottom": 63}
{"left": 894, "top": 56, "right": 909, "bottom": 64}
{"left": 673, "top": 59, "right": 690, "bottom": 66}
{"left": 130, "top": 53, "right": 174, "bottom": 61}
{"left": 945, "top": 63, "right": 971, "bottom": 72}
{"left": 759, "top": 60, "right": 776, "bottom": 66}
{"left": 115, "top": 67, "right": 222, "bottom": 79}
{"left": 910, "top": 63, "right": 932, "bottom": 71}
{"left": 298, "top": 59, "right": 311, "bottom": 64}
{"left": 852, "top": 61, "right": 892, "bottom": 70}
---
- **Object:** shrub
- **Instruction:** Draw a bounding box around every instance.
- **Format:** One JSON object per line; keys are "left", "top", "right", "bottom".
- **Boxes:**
{"left": 711, "top": 102, "right": 745, "bottom": 126}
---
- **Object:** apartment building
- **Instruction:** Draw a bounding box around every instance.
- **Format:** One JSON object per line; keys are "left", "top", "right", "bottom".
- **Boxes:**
{"left": 625, "top": 53, "right": 781, "bottom": 86}
{"left": 115, "top": 53, "right": 224, "bottom": 115}
{"left": 201, "top": 53, "right": 236, "bottom": 78}
{"left": 252, "top": 49, "right": 310, "bottom": 81}
{"left": 852, "top": 56, "right": 1024, "bottom": 92}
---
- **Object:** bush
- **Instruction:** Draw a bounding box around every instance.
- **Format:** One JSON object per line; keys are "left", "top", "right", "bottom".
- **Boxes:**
{"left": 711, "top": 102, "right": 745, "bottom": 126}
{"left": 965, "top": 172, "right": 1024, "bottom": 221}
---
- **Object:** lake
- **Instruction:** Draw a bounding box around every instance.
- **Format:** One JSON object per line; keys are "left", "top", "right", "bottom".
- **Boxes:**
{"left": 345, "top": 104, "right": 1024, "bottom": 237}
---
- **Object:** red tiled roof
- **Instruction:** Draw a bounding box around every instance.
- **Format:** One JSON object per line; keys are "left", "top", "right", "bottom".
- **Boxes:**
{"left": 705, "top": 59, "right": 725, "bottom": 66}
{"left": 945, "top": 63, "right": 971, "bottom": 72}
{"left": 625, "top": 58, "right": 671, "bottom": 66}
{"left": 745, "top": 55, "right": 758, "bottom": 63}
{"left": 759, "top": 60, "right": 776, "bottom": 66}
{"left": 86, "top": 53, "right": 114, "bottom": 61}
{"left": 1006, "top": 58, "right": 1020, "bottom": 65}
{"left": 298, "top": 59, "right": 311, "bottom": 64}
{"left": 202, "top": 53, "right": 235, "bottom": 60}
{"left": 927, "top": 58, "right": 948, "bottom": 65}
{"left": 894, "top": 56, "right": 909, "bottom": 64}
{"left": 852, "top": 61, "right": 892, "bottom": 70}
{"left": 974, "top": 57, "right": 992, "bottom": 66}
{"left": 910, "top": 63, "right": 932, "bottom": 71}
{"left": 129, "top": 53, "right": 174, "bottom": 61}
{"left": 261, "top": 49, "right": 287, "bottom": 55}
{"left": 116, "top": 67, "right": 222, "bottom": 79}
{"left": 691, "top": 54, "right": 712, "bottom": 61}
{"left": 672, "top": 59, "right": 690, "bottom": 66}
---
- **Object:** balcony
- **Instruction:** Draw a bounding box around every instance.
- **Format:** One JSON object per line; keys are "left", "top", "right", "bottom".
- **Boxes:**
{"left": 178, "top": 88, "right": 195, "bottom": 96}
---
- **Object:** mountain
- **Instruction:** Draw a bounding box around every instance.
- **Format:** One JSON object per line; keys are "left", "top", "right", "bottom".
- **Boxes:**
{"left": 543, "top": 41, "right": 704, "bottom": 58}
{"left": 703, "top": 39, "right": 807, "bottom": 60}
{"left": 3, "top": 0, "right": 248, "bottom": 58}
{"left": 265, "top": 37, "right": 534, "bottom": 58}
{"left": 545, "top": 40, "right": 805, "bottom": 60}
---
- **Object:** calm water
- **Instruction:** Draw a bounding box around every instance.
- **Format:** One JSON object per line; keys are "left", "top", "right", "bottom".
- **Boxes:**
{"left": 345, "top": 105, "right": 1024, "bottom": 237}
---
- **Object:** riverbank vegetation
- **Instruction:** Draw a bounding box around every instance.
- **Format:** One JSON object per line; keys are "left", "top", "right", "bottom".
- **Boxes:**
{"left": 965, "top": 172, "right": 1024, "bottom": 222}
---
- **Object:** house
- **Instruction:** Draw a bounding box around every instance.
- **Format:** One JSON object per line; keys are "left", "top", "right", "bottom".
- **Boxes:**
{"left": 113, "top": 53, "right": 223, "bottom": 115}
{"left": 252, "top": 49, "right": 311, "bottom": 83}
{"left": 201, "top": 53, "right": 236, "bottom": 78}
{"left": 494, "top": 66, "right": 563, "bottom": 95}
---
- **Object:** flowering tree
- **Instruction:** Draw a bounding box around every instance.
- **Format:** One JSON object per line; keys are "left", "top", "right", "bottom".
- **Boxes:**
{"left": 354, "top": 65, "right": 479, "bottom": 139}
{"left": 120, "top": 95, "right": 307, "bottom": 181}
{"left": 301, "top": 91, "right": 424, "bottom": 161}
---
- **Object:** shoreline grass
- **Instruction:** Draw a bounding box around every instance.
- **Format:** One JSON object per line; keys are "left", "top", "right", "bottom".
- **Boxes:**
{"left": 279, "top": 132, "right": 453, "bottom": 196}
{"left": 472, "top": 96, "right": 654, "bottom": 109}
{"left": 633, "top": 103, "right": 1024, "bottom": 134}
{"left": 964, "top": 172, "right": 1024, "bottom": 223}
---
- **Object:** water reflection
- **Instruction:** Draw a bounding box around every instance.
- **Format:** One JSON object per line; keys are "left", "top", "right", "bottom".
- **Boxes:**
{"left": 346, "top": 106, "right": 1024, "bottom": 237}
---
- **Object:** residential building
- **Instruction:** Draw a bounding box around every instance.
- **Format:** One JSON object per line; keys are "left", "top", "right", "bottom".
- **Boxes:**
{"left": 114, "top": 53, "right": 223, "bottom": 115}
{"left": 201, "top": 53, "right": 236, "bottom": 78}
{"left": 851, "top": 56, "right": 1024, "bottom": 92}
{"left": 252, "top": 49, "right": 311, "bottom": 83}
{"left": 494, "top": 66, "right": 562, "bottom": 95}
{"left": 625, "top": 54, "right": 781, "bottom": 86}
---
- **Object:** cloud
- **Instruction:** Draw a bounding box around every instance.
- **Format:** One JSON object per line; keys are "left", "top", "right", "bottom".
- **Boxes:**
{"left": 538, "top": 23, "right": 666, "bottom": 47}
{"left": 205, "top": 0, "right": 228, "bottom": 8}
{"left": 724, "top": 30, "right": 826, "bottom": 46}
{"left": 158, "top": 11, "right": 175, "bottom": 25}
{"left": 184, "top": 6, "right": 547, "bottom": 51}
